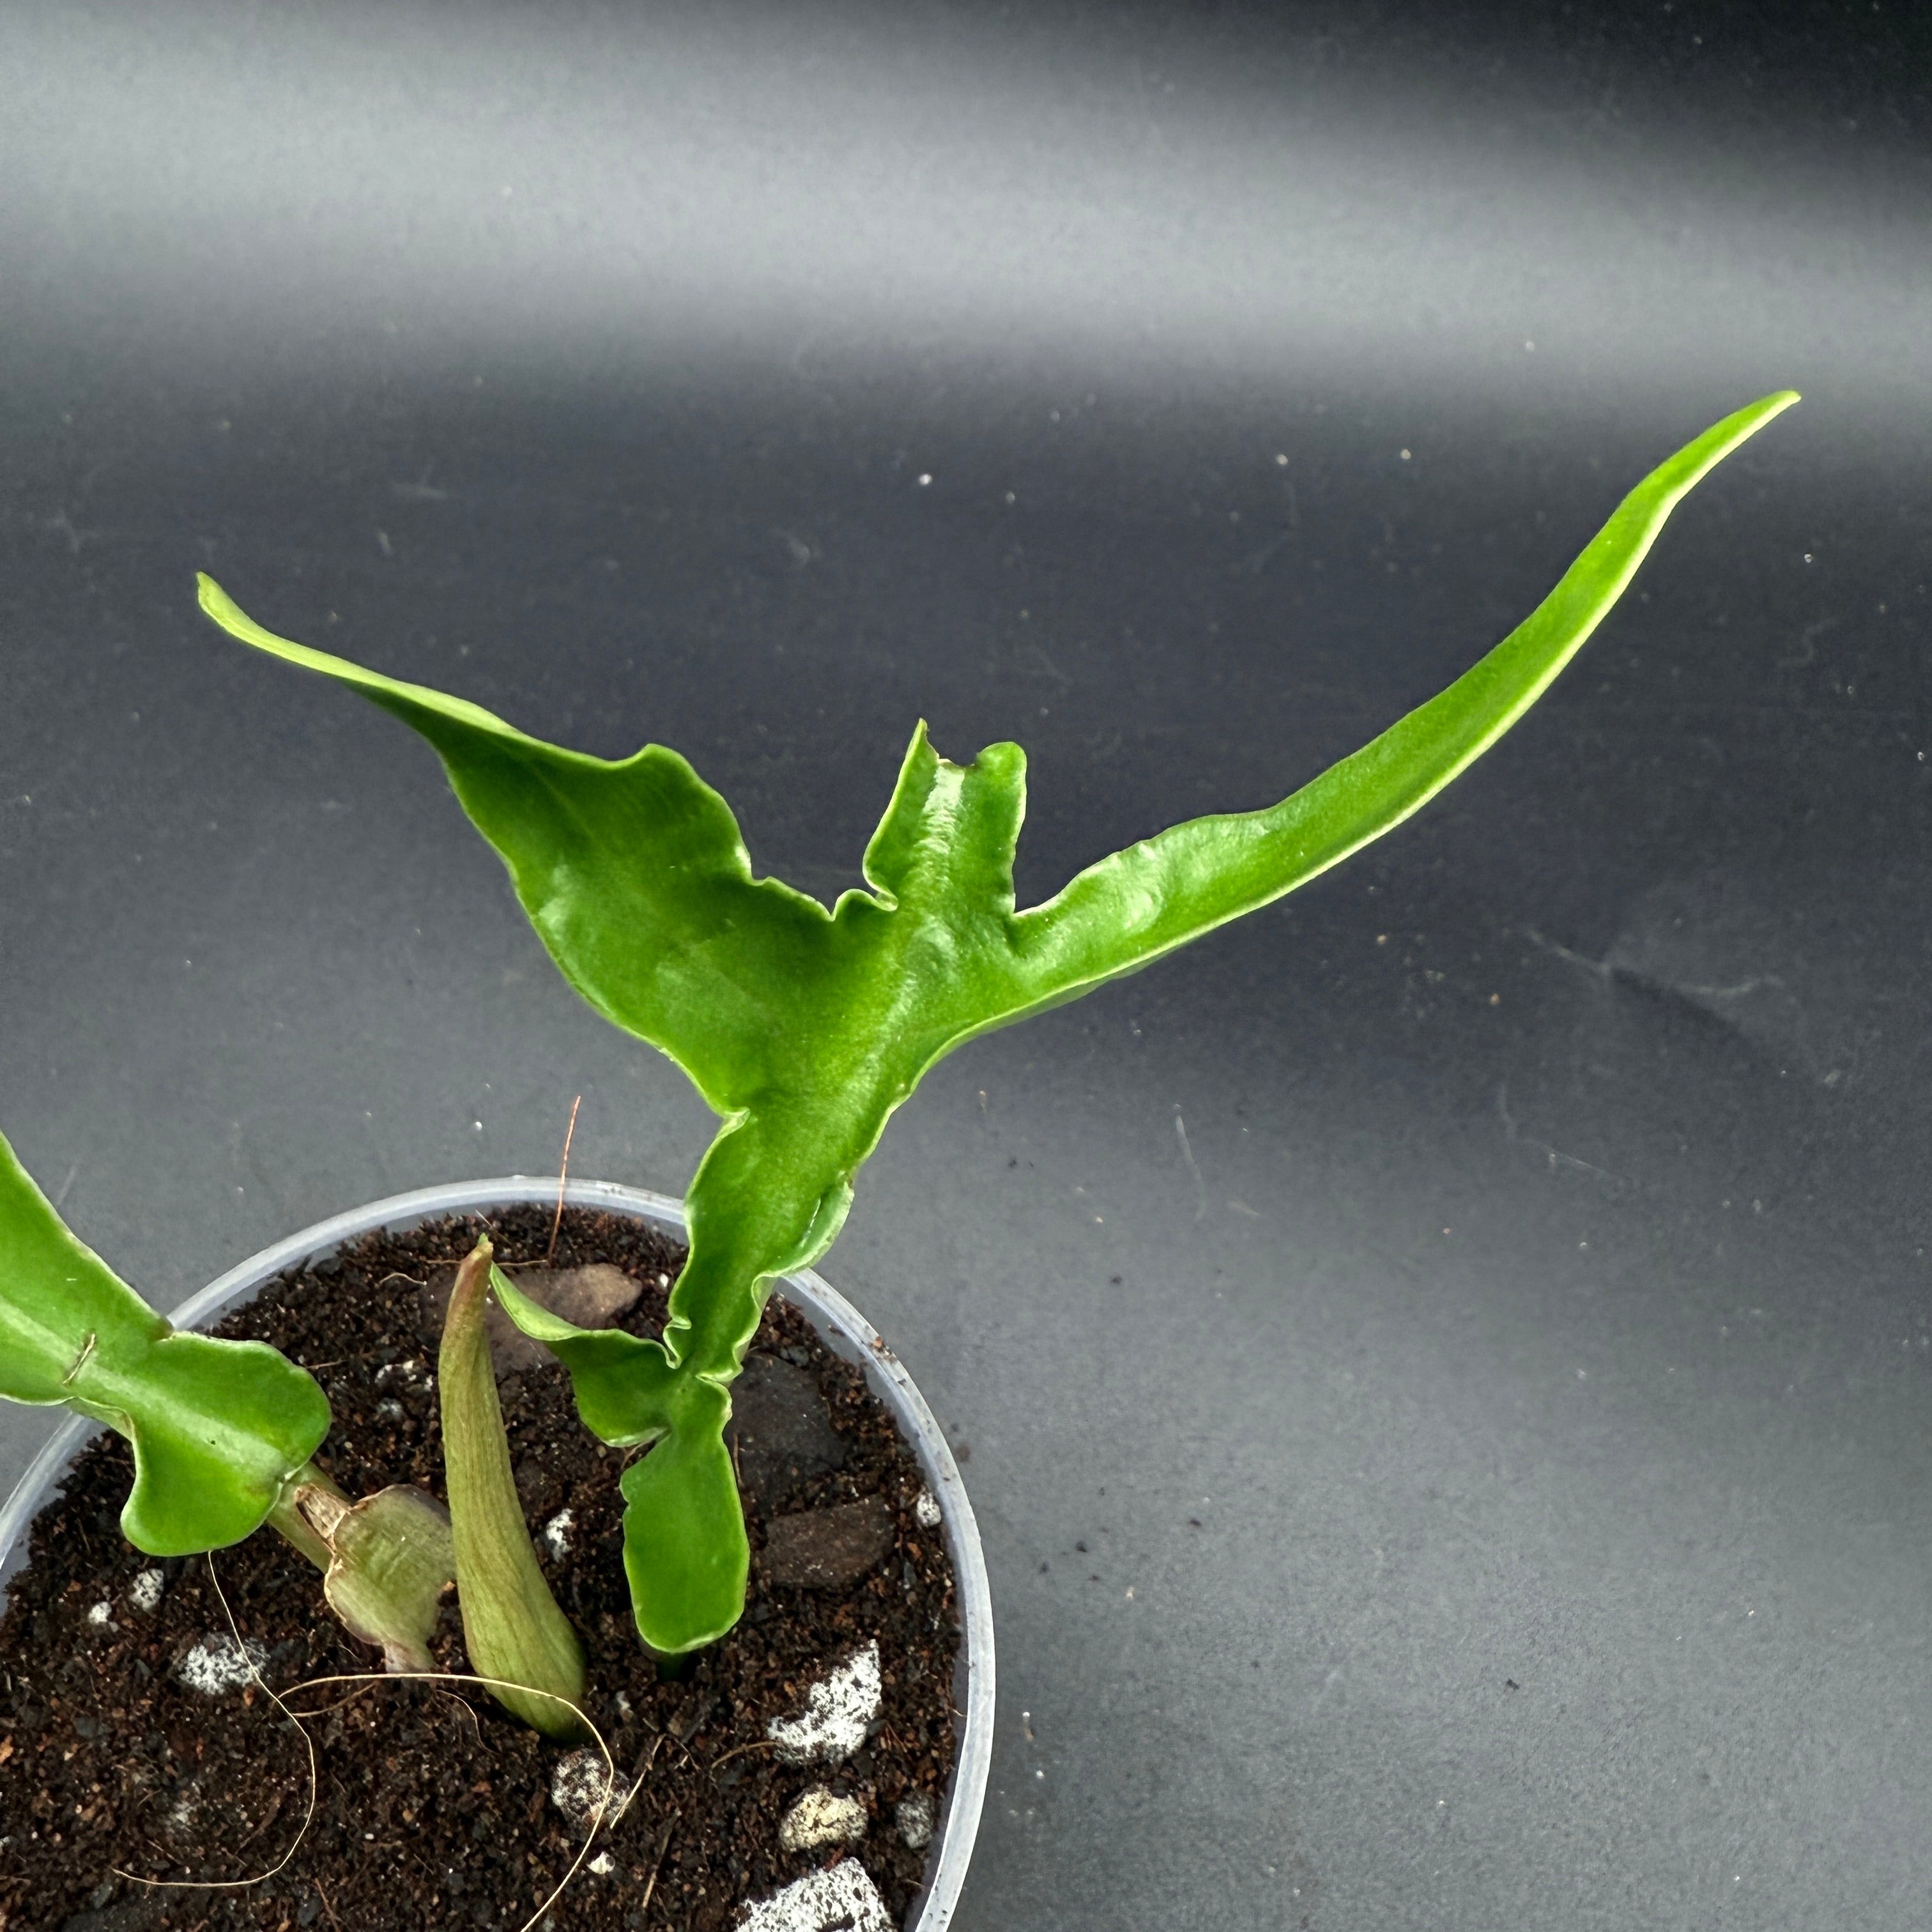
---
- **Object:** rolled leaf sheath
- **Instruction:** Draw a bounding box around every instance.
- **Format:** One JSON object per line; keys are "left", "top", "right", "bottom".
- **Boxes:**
{"left": 438, "top": 1238, "right": 588, "bottom": 1738}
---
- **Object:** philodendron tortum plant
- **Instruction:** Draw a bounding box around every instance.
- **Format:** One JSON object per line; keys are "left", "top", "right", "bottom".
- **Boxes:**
{"left": 189, "top": 390, "right": 1797, "bottom": 1660}
{"left": 0, "top": 392, "right": 1795, "bottom": 1738}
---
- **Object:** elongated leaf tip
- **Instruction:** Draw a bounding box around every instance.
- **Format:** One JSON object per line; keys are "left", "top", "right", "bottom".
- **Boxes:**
{"left": 197, "top": 574, "right": 290, "bottom": 656}
{"left": 1738, "top": 390, "right": 1800, "bottom": 434}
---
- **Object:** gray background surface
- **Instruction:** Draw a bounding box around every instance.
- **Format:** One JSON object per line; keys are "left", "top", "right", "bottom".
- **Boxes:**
{"left": 3, "top": 3, "right": 1929, "bottom": 1926}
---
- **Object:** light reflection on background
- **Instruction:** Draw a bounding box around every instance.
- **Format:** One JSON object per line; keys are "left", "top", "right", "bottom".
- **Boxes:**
{"left": 3, "top": 1, "right": 1925, "bottom": 413}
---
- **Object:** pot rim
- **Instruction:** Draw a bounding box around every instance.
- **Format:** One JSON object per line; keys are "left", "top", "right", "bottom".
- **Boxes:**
{"left": 0, "top": 1174, "right": 994, "bottom": 1932}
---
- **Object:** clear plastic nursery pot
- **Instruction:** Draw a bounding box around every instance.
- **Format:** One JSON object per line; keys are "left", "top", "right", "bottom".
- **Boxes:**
{"left": 0, "top": 1176, "right": 995, "bottom": 1932}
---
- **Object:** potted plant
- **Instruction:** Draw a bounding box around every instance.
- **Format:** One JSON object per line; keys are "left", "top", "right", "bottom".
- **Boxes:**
{"left": 0, "top": 1170, "right": 987, "bottom": 1932}
{"left": 0, "top": 392, "right": 1797, "bottom": 1931}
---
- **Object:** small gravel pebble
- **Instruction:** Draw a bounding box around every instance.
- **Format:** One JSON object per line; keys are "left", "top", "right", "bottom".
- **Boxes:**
{"left": 778, "top": 1786, "right": 868, "bottom": 1851}
{"left": 896, "top": 1790, "right": 936, "bottom": 1850}
{"left": 765, "top": 1642, "right": 882, "bottom": 1766}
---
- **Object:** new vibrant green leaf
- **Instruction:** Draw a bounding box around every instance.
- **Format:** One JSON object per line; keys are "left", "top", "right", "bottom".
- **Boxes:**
{"left": 201, "top": 390, "right": 1798, "bottom": 1652}
{"left": 0, "top": 1129, "right": 331, "bottom": 1554}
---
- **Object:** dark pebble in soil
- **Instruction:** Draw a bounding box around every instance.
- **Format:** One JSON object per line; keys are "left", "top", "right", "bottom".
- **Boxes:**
{"left": 57, "top": 1906, "right": 160, "bottom": 1932}
{"left": 760, "top": 1496, "right": 898, "bottom": 1588}
{"left": 728, "top": 1353, "right": 848, "bottom": 1509}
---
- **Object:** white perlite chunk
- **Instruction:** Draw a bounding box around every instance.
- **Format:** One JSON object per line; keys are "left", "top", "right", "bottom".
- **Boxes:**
{"left": 178, "top": 1634, "right": 268, "bottom": 1695}
{"left": 896, "top": 1790, "right": 936, "bottom": 1850}
{"left": 765, "top": 1641, "right": 881, "bottom": 1767}
{"left": 913, "top": 1488, "right": 943, "bottom": 1530}
{"left": 551, "top": 1747, "right": 626, "bottom": 1835}
{"left": 87, "top": 1600, "right": 114, "bottom": 1627}
{"left": 778, "top": 1787, "right": 868, "bottom": 1852}
{"left": 588, "top": 1853, "right": 615, "bottom": 1876}
{"left": 541, "top": 1509, "right": 574, "bottom": 1561}
{"left": 733, "top": 1860, "right": 893, "bottom": 1932}
{"left": 130, "top": 1568, "right": 166, "bottom": 1613}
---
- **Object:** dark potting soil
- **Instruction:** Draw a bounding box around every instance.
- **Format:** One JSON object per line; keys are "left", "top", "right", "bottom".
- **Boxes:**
{"left": 0, "top": 1208, "right": 962, "bottom": 1932}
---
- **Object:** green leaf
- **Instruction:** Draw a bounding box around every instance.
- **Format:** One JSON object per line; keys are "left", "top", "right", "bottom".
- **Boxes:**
{"left": 0, "top": 1128, "right": 331, "bottom": 1556}
{"left": 616, "top": 1382, "right": 746, "bottom": 1655}
{"left": 993, "top": 392, "right": 1805, "bottom": 1011}
{"left": 194, "top": 575, "right": 831, "bottom": 1119}
{"left": 489, "top": 1266, "right": 677, "bottom": 1445}
{"left": 203, "top": 390, "right": 1797, "bottom": 1651}
{"left": 491, "top": 1268, "right": 746, "bottom": 1649}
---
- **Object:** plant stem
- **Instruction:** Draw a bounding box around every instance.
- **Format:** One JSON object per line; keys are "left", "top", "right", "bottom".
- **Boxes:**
{"left": 268, "top": 1463, "right": 458, "bottom": 1672}
{"left": 264, "top": 1459, "right": 346, "bottom": 1570}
